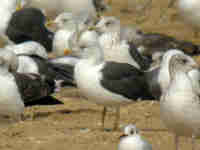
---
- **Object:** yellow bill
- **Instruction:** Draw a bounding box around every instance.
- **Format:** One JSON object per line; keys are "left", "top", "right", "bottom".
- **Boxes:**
{"left": 64, "top": 48, "right": 73, "bottom": 56}
{"left": 45, "top": 20, "right": 56, "bottom": 28}
{"left": 88, "top": 26, "right": 97, "bottom": 31}
{"left": 16, "top": 2, "right": 22, "bottom": 11}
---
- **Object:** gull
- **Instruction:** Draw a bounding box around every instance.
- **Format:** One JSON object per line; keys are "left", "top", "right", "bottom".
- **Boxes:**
{"left": 0, "top": 50, "right": 62, "bottom": 122}
{"left": 52, "top": 13, "right": 85, "bottom": 57}
{"left": 118, "top": 124, "right": 152, "bottom": 150}
{"left": 70, "top": 41, "right": 153, "bottom": 130}
{"left": 130, "top": 31, "right": 200, "bottom": 62}
{"left": 158, "top": 49, "right": 198, "bottom": 93}
{"left": 0, "top": 48, "right": 75, "bottom": 86}
{"left": 21, "top": 0, "right": 109, "bottom": 20}
{"left": 92, "top": 16, "right": 151, "bottom": 70}
{"left": 0, "top": 0, "right": 20, "bottom": 45}
{"left": 142, "top": 49, "right": 199, "bottom": 100}
{"left": 6, "top": 8, "right": 54, "bottom": 51}
{"left": 160, "top": 53, "right": 200, "bottom": 150}
{"left": 51, "top": 12, "right": 99, "bottom": 57}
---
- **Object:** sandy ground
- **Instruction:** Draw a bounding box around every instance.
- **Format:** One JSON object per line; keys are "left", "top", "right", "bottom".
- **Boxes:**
{"left": 1, "top": 0, "right": 200, "bottom": 149}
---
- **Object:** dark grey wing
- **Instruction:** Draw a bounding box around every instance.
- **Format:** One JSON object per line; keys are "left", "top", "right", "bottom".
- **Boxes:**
{"left": 177, "top": 40, "right": 200, "bottom": 55}
{"left": 140, "top": 33, "right": 200, "bottom": 56}
{"left": 22, "top": 55, "right": 75, "bottom": 86}
{"left": 128, "top": 42, "right": 152, "bottom": 70}
{"left": 12, "top": 73, "right": 56, "bottom": 103}
{"left": 100, "top": 62, "right": 154, "bottom": 100}
{"left": 145, "top": 67, "right": 161, "bottom": 99}
{"left": 92, "top": 0, "right": 108, "bottom": 12}
{"left": 138, "top": 33, "right": 176, "bottom": 55}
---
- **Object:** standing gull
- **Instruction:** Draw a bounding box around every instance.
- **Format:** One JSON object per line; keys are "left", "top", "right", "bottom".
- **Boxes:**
{"left": 0, "top": 50, "right": 62, "bottom": 122}
{"left": 93, "top": 16, "right": 151, "bottom": 70}
{"left": 71, "top": 41, "right": 153, "bottom": 130}
{"left": 0, "top": 49, "right": 75, "bottom": 87}
{"left": 160, "top": 53, "right": 200, "bottom": 150}
{"left": 118, "top": 124, "right": 152, "bottom": 150}
{"left": 52, "top": 12, "right": 86, "bottom": 57}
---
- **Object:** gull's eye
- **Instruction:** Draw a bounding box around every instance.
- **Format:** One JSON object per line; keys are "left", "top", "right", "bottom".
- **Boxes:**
{"left": 130, "top": 129, "right": 134, "bottom": 135}
{"left": 80, "top": 45, "right": 86, "bottom": 49}
{"left": 62, "top": 18, "right": 68, "bottom": 22}
{"left": 136, "top": 30, "right": 143, "bottom": 34}
{"left": 105, "top": 21, "right": 112, "bottom": 26}
{"left": 181, "top": 58, "right": 187, "bottom": 64}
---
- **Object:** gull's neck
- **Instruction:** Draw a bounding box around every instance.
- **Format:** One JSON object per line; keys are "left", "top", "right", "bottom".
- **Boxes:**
{"left": 169, "top": 71, "right": 193, "bottom": 93}
{"left": 0, "top": 66, "right": 10, "bottom": 76}
{"left": 85, "top": 47, "right": 104, "bottom": 66}
{"left": 99, "top": 31, "right": 120, "bottom": 49}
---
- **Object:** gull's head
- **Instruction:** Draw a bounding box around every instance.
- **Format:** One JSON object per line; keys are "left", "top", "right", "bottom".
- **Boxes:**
{"left": 67, "top": 39, "right": 102, "bottom": 61}
{"left": 95, "top": 16, "right": 120, "bottom": 33}
{"left": 161, "top": 49, "right": 184, "bottom": 68}
{"left": 169, "top": 53, "right": 198, "bottom": 78}
{"left": 0, "top": 49, "right": 18, "bottom": 72}
{"left": 119, "top": 124, "right": 139, "bottom": 139}
{"left": 54, "top": 12, "right": 76, "bottom": 29}
{"left": 80, "top": 42, "right": 102, "bottom": 60}
{"left": 124, "top": 124, "right": 138, "bottom": 136}
{"left": 93, "top": 0, "right": 111, "bottom": 13}
{"left": 120, "top": 25, "right": 144, "bottom": 44}
{"left": 76, "top": 13, "right": 95, "bottom": 27}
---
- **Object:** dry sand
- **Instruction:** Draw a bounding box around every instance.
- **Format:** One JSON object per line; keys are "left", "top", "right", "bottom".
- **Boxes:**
{"left": 1, "top": 0, "right": 200, "bottom": 149}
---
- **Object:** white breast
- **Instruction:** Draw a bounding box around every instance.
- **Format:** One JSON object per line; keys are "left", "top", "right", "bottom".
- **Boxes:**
{"left": 0, "top": 75, "right": 24, "bottom": 116}
{"left": 160, "top": 73, "right": 200, "bottom": 137}
{"left": 17, "top": 56, "right": 39, "bottom": 74}
{"left": 118, "top": 135, "right": 152, "bottom": 150}
{"left": 53, "top": 30, "right": 73, "bottom": 56}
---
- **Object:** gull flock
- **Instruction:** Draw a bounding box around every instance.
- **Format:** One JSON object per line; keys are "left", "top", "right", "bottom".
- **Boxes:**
{"left": 0, "top": 0, "right": 200, "bottom": 149}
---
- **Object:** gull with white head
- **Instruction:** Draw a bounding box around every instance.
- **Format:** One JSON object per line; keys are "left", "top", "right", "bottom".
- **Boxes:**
{"left": 160, "top": 52, "right": 200, "bottom": 150}
{"left": 118, "top": 124, "right": 152, "bottom": 150}
{"left": 92, "top": 16, "right": 151, "bottom": 70}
